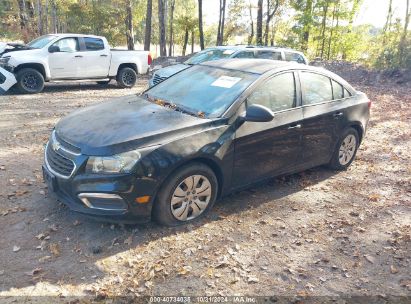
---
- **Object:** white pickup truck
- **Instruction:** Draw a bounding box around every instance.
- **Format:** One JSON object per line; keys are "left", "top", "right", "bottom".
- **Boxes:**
{"left": 0, "top": 34, "right": 151, "bottom": 94}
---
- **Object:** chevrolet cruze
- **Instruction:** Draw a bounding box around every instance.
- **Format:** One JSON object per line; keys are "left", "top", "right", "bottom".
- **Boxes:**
{"left": 43, "top": 59, "right": 370, "bottom": 226}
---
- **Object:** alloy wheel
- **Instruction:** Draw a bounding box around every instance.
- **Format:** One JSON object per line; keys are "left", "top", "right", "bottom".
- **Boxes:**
{"left": 170, "top": 175, "right": 212, "bottom": 221}
{"left": 122, "top": 71, "right": 136, "bottom": 86}
{"left": 22, "top": 73, "right": 40, "bottom": 91}
{"left": 338, "top": 134, "right": 357, "bottom": 165}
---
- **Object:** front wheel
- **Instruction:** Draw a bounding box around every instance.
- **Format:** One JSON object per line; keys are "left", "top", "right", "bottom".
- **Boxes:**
{"left": 116, "top": 67, "right": 137, "bottom": 88}
{"left": 153, "top": 163, "right": 218, "bottom": 226}
{"left": 16, "top": 68, "right": 45, "bottom": 94}
{"left": 329, "top": 127, "right": 359, "bottom": 170}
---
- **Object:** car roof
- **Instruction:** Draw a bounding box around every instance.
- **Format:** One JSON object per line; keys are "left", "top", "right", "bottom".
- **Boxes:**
{"left": 200, "top": 59, "right": 301, "bottom": 74}
{"left": 204, "top": 45, "right": 305, "bottom": 55}
{"left": 47, "top": 33, "right": 104, "bottom": 39}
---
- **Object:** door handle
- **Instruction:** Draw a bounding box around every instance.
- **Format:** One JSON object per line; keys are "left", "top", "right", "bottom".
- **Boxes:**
{"left": 100, "top": 54, "right": 108, "bottom": 57}
{"left": 333, "top": 112, "right": 343, "bottom": 117}
{"left": 74, "top": 55, "right": 83, "bottom": 58}
{"left": 288, "top": 124, "right": 302, "bottom": 129}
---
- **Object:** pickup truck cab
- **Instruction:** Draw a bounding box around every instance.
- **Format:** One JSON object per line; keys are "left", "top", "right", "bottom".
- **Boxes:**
{"left": 0, "top": 34, "right": 151, "bottom": 94}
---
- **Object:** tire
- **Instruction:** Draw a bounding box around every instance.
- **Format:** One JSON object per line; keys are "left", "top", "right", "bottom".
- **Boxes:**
{"left": 328, "top": 127, "right": 359, "bottom": 170}
{"left": 116, "top": 67, "right": 137, "bottom": 88}
{"left": 97, "top": 80, "right": 110, "bottom": 85}
{"left": 16, "top": 68, "right": 45, "bottom": 94}
{"left": 153, "top": 163, "right": 218, "bottom": 226}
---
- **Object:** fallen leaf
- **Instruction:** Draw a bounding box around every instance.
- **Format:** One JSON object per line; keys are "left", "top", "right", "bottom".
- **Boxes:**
{"left": 124, "top": 235, "right": 133, "bottom": 245}
{"left": 178, "top": 266, "right": 192, "bottom": 275}
{"left": 390, "top": 265, "right": 398, "bottom": 274}
{"left": 364, "top": 254, "right": 375, "bottom": 264}
{"left": 49, "top": 243, "right": 60, "bottom": 256}
{"left": 25, "top": 268, "right": 42, "bottom": 276}
{"left": 247, "top": 275, "right": 259, "bottom": 283}
{"left": 13, "top": 246, "right": 20, "bottom": 252}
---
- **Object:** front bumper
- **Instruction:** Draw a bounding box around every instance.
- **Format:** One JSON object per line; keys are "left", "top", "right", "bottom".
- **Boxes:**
{"left": 0, "top": 67, "right": 17, "bottom": 94}
{"left": 42, "top": 163, "right": 156, "bottom": 224}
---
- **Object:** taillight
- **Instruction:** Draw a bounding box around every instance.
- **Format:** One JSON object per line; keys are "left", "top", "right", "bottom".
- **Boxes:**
{"left": 148, "top": 53, "right": 152, "bottom": 66}
{"left": 368, "top": 100, "right": 372, "bottom": 109}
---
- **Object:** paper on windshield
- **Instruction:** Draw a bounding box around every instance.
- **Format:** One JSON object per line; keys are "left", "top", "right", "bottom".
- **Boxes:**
{"left": 211, "top": 76, "right": 242, "bottom": 89}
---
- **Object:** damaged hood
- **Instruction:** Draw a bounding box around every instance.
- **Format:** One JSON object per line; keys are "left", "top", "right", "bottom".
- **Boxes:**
{"left": 55, "top": 95, "right": 219, "bottom": 156}
{"left": 0, "top": 42, "right": 32, "bottom": 56}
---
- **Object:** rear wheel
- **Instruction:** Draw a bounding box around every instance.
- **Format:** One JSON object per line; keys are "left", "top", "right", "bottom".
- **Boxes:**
{"left": 116, "top": 67, "right": 137, "bottom": 88}
{"left": 329, "top": 127, "right": 359, "bottom": 170}
{"left": 16, "top": 68, "right": 45, "bottom": 94}
{"left": 153, "top": 163, "right": 218, "bottom": 226}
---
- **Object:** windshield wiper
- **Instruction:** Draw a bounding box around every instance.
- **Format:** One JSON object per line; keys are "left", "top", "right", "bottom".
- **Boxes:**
{"left": 143, "top": 93, "right": 203, "bottom": 118}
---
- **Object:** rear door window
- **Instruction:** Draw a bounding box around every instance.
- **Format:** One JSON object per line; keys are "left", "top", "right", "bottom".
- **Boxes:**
{"left": 256, "top": 50, "right": 282, "bottom": 60}
{"left": 285, "top": 52, "right": 306, "bottom": 64}
{"left": 331, "top": 80, "right": 344, "bottom": 99}
{"left": 301, "top": 72, "right": 333, "bottom": 105}
{"left": 247, "top": 72, "right": 296, "bottom": 112}
{"left": 344, "top": 88, "right": 351, "bottom": 97}
{"left": 84, "top": 37, "right": 105, "bottom": 51}
{"left": 233, "top": 51, "right": 255, "bottom": 58}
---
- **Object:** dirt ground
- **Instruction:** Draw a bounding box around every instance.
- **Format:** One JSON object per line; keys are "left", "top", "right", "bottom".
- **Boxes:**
{"left": 0, "top": 64, "right": 410, "bottom": 301}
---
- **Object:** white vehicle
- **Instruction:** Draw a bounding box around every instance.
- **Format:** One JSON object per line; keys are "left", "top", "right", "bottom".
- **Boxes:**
{"left": 0, "top": 67, "right": 17, "bottom": 94}
{"left": 0, "top": 34, "right": 152, "bottom": 94}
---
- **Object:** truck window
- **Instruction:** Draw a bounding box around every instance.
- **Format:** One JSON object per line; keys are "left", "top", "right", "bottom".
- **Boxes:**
{"left": 256, "top": 51, "right": 282, "bottom": 60}
{"left": 52, "top": 38, "right": 79, "bottom": 52}
{"left": 84, "top": 37, "right": 105, "bottom": 51}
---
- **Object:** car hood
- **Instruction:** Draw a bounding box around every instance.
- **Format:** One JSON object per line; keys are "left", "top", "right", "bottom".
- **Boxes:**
{"left": 155, "top": 63, "right": 190, "bottom": 78}
{"left": 55, "top": 95, "right": 220, "bottom": 156}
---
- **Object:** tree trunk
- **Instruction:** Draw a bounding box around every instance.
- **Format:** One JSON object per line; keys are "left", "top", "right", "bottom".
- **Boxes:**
{"left": 256, "top": 0, "right": 263, "bottom": 45}
{"left": 264, "top": 0, "right": 280, "bottom": 46}
{"left": 51, "top": 0, "right": 57, "bottom": 33}
{"left": 383, "top": 0, "right": 394, "bottom": 33}
{"left": 17, "top": 0, "right": 28, "bottom": 30}
{"left": 144, "top": 0, "right": 152, "bottom": 51}
{"left": 158, "top": 0, "right": 167, "bottom": 56}
{"left": 327, "top": 1, "right": 337, "bottom": 60}
{"left": 126, "top": 0, "right": 135, "bottom": 50}
{"left": 217, "top": 0, "right": 226, "bottom": 45}
{"left": 37, "top": 0, "right": 43, "bottom": 35}
{"left": 399, "top": 0, "right": 410, "bottom": 66}
{"left": 198, "top": 0, "right": 205, "bottom": 50}
{"left": 320, "top": 1, "right": 329, "bottom": 59}
{"left": 182, "top": 28, "right": 189, "bottom": 56}
{"left": 191, "top": 30, "right": 195, "bottom": 54}
{"left": 301, "top": 0, "right": 312, "bottom": 52}
{"left": 248, "top": 1, "right": 254, "bottom": 45}
{"left": 44, "top": 0, "right": 48, "bottom": 33}
{"left": 168, "top": 0, "right": 175, "bottom": 56}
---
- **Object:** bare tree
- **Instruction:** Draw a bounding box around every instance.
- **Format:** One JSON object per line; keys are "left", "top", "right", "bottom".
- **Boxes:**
{"left": 168, "top": 0, "right": 175, "bottom": 56}
{"left": 217, "top": 0, "right": 226, "bottom": 45}
{"left": 37, "top": 0, "right": 43, "bottom": 35}
{"left": 126, "top": 0, "right": 135, "bottom": 50}
{"left": 17, "top": 0, "right": 28, "bottom": 30}
{"left": 248, "top": 1, "right": 254, "bottom": 45}
{"left": 198, "top": 0, "right": 205, "bottom": 50}
{"left": 158, "top": 0, "right": 167, "bottom": 56}
{"left": 320, "top": 0, "right": 329, "bottom": 58}
{"left": 327, "top": 0, "right": 338, "bottom": 60}
{"left": 144, "top": 0, "right": 152, "bottom": 51}
{"left": 256, "top": 0, "right": 263, "bottom": 45}
{"left": 264, "top": 0, "right": 280, "bottom": 46}
{"left": 399, "top": 0, "right": 410, "bottom": 66}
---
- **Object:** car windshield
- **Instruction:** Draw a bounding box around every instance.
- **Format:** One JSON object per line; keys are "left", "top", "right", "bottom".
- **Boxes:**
{"left": 144, "top": 65, "right": 258, "bottom": 118}
{"left": 27, "top": 35, "right": 56, "bottom": 49}
{"left": 184, "top": 49, "right": 237, "bottom": 65}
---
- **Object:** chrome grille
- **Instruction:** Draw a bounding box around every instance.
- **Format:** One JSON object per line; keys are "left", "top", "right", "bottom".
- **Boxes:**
{"left": 153, "top": 74, "right": 168, "bottom": 85}
{"left": 46, "top": 144, "right": 75, "bottom": 177}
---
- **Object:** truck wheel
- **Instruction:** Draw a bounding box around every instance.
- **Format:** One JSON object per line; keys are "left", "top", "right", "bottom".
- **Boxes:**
{"left": 116, "top": 67, "right": 137, "bottom": 88}
{"left": 16, "top": 68, "right": 45, "bottom": 94}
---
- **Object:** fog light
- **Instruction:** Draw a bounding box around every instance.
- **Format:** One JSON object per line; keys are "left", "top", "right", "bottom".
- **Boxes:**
{"left": 78, "top": 193, "right": 127, "bottom": 211}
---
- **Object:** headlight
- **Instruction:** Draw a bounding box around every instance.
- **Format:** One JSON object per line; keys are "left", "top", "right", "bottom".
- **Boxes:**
{"left": 0, "top": 56, "right": 10, "bottom": 67}
{"left": 86, "top": 150, "right": 141, "bottom": 174}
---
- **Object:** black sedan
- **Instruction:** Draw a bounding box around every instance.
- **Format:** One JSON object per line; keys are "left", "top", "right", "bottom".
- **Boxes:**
{"left": 43, "top": 59, "right": 370, "bottom": 226}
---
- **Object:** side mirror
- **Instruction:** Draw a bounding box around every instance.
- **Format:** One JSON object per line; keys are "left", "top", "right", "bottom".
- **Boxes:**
{"left": 48, "top": 45, "right": 60, "bottom": 53}
{"left": 241, "top": 104, "right": 274, "bottom": 122}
